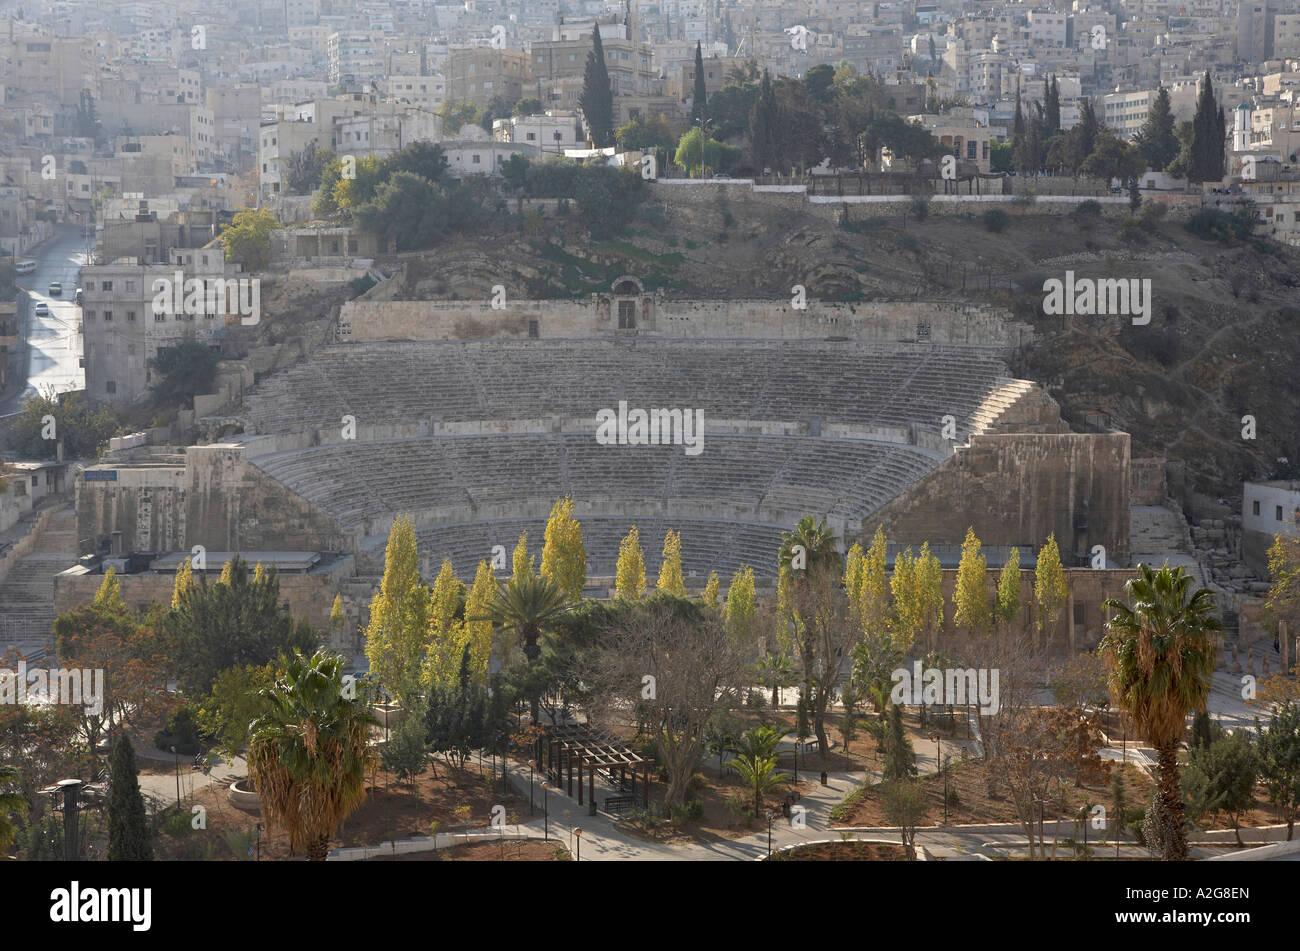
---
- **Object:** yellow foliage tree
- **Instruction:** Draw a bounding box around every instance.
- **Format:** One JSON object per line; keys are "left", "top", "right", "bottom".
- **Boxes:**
{"left": 171, "top": 557, "right": 194, "bottom": 609}
{"left": 465, "top": 559, "right": 496, "bottom": 683}
{"left": 702, "top": 571, "right": 720, "bottom": 610}
{"left": 725, "top": 565, "right": 757, "bottom": 649}
{"left": 953, "top": 527, "right": 991, "bottom": 637}
{"left": 1034, "top": 532, "right": 1070, "bottom": 651}
{"left": 364, "top": 514, "right": 429, "bottom": 697}
{"left": 423, "top": 559, "right": 468, "bottom": 689}
{"left": 512, "top": 531, "right": 535, "bottom": 579}
{"left": 657, "top": 529, "right": 686, "bottom": 597}
{"left": 92, "top": 567, "right": 126, "bottom": 614}
{"left": 615, "top": 525, "right": 646, "bottom": 600}
{"left": 541, "top": 495, "right": 586, "bottom": 600}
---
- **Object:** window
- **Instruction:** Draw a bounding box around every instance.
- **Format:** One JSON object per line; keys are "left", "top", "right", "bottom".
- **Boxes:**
{"left": 1278, "top": 505, "right": 1285, "bottom": 521}
{"left": 155, "top": 311, "right": 167, "bottom": 322}
{"left": 1073, "top": 601, "right": 1086, "bottom": 626}
{"left": 528, "top": 319, "right": 539, "bottom": 338}
{"left": 1253, "top": 500, "right": 1261, "bottom": 516}
{"left": 106, "top": 381, "right": 116, "bottom": 394}
{"left": 472, "top": 154, "right": 481, "bottom": 164}
{"left": 127, "top": 310, "right": 136, "bottom": 321}
{"left": 101, "top": 281, "right": 113, "bottom": 291}
{"left": 103, "top": 310, "right": 112, "bottom": 321}
{"left": 618, "top": 300, "right": 636, "bottom": 329}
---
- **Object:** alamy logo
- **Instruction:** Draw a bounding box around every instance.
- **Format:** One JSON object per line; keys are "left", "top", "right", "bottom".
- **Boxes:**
{"left": 1042, "top": 270, "right": 1151, "bottom": 325}
{"left": 785, "top": 24, "right": 810, "bottom": 51}
{"left": 50, "top": 882, "right": 151, "bottom": 931}
{"left": 1, "top": 662, "right": 105, "bottom": 715}
{"left": 151, "top": 272, "right": 260, "bottom": 325}
{"left": 890, "top": 663, "right": 1000, "bottom": 715}
{"left": 595, "top": 400, "right": 704, "bottom": 456}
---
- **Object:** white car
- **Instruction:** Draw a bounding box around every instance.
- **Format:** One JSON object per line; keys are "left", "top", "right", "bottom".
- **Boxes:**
{"left": 34, "top": 301, "right": 49, "bottom": 316}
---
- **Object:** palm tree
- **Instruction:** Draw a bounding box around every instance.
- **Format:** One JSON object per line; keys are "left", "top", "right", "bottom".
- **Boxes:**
{"left": 778, "top": 515, "right": 844, "bottom": 580}
{"left": 734, "top": 723, "right": 784, "bottom": 761}
{"left": 477, "top": 572, "right": 571, "bottom": 722}
{"left": 729, "top": 752, "right": 790, "bottom": 817}
{"left": 755, "top": 651, "right": 798, "bottom": 708}
{"left": 0, "top": 765, "right": 27, "bottom": 852}
{"left": 1101, "top": 563, "right": 1220, "bottom": 861}
{"left": 248, "top": 649, "right": 378, "bottom": 861}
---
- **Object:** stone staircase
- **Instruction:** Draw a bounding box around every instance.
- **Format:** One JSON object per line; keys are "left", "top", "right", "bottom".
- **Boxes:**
{"left": 1129, "top": 503, "right": 1208, "bottom": 587}
{"left": 0, "top": 506, "right": 77, "bottom": 661}
{"left": 968, "top": 378, "right": 1066, "bottom": 438}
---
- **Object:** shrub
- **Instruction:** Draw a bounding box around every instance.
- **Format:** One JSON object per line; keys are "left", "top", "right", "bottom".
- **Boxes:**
{"left": 1139, "top": 202, "right": 1167, "bottom": 232}
{"left": 1185, "top": 207, "right": 1256, "bottom": 243}
{"left": 1119, "top": 217, "right": 1147, "bottom": 245}
{"left": 982, "top": 208, "right": 1011, "bottom": 233}
{"left": 898, "top": 233, "right": 920, "bottom": 251}
{"left": 1073, "top": 199, "right": 1103, "bottom": 219}
{"left": 910, "top": 195, "right": 931, "bottom": 221}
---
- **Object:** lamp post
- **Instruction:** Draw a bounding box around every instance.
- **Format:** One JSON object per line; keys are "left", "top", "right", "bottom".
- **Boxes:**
{"left": 574, "top": 827, "right": 582, "bottom": 862}
{"left": 767, "top": 810, "right": 775, "bottom": 858}
{"left": 529, "top": 761, "right": 535, "bottom": 815}
{"left": 542, "top": 782, "right": 550, "bottom": 841}
{"left": 170, "top": 745, "right": 180, "bottom": 806}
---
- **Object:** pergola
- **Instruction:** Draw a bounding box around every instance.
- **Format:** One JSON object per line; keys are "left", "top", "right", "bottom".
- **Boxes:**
{"left": 536, "top": 724, "right": 652, "bottom": 810}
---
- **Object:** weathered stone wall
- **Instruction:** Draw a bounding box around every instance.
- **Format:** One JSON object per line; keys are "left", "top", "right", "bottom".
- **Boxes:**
{"left": 341, "top": 296, "right": 1027, "bottom": 348}
{"left": 75, "top": 444, "right": 350, "bottom": 556}
{"left": 1131, "top": 456, "right": 1167, "bottom": 505}
{"left": 862, "top": 432, "right": 1131, "bottom": 567}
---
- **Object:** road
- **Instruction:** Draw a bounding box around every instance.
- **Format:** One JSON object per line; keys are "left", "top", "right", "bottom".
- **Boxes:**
{"left": 1, "top": 224, "right": 90, "bottom": 415}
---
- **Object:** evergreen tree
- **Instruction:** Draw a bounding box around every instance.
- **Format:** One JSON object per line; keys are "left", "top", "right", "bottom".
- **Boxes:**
{"left": 615, "top": 525, "right": 646, "bottom": 600}
{"left": 107, "top": 735, "right": 153, "bottom": 861}
{"left": 579, "top": 28, "right": 615, "bottom": 147}
{"left": 1189, "top": 72, "right": 1225, "bottom": 183}
{"left": 690, "top": 41, "right": 708, "bottom": 123}
{"left": 657, "top": 529, "right": 686, "bottom": 597}
{"left": 540, "top": 495, "right": 586, "bottom": 600}
{"left": 749, "top": 69, "right": 779, "bottom": 173}
{"left": 883, "top": 703, "right": 918, "bottom": 781}
{"left": 953, "top": 527, "right": 991, "bottom": 637}
{"left": 1045, "top": 76, "right": 1061, "bottom": 137}
{"left": 1134, "top": 85, "right": 1179, "bottom": 171}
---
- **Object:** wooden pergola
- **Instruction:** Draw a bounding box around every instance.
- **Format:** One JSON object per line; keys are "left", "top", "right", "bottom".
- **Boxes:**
{"left": 536, "top": 724, "right": 652, "bottom": 810}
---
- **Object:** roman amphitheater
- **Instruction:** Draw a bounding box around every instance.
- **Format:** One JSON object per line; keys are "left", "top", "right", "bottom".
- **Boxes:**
{"left": 57, "top": 279, "right": 1145, "bottom": 656}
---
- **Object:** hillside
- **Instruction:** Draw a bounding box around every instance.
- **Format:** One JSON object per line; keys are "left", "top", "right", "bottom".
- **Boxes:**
{"left": 247, "top": 194, "right": 1300, "bottom": 501}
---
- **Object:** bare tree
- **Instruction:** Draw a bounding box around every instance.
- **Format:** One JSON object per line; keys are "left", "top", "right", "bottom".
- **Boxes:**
{"left": 778, "top": 569, "right": 860, "bottom": 758}
{"left": 592, "top": 599, "right": 747, "bottom": 809}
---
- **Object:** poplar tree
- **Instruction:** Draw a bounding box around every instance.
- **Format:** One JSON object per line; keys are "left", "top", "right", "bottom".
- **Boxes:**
{"left": 107, "top": 734, "right": 153, "bottom": 861}
{"left": 512, "top": 531, "right": 535, "bottom": 579}
{"left": 702, "top": 571, "right": 720, "bottom": 610}
{"left": 615, "top": 525, "right": 646, "bottom": 600}
{"left": 172, "top": 557, "right": 194, "bottom": 609}
{"left": 423, "top": 558, "right": 468, "bottom": 689}
{"left": 915, "top": 542, "right": 946, "bottom": 651}
{"left": 996, "top": 547, "right": 1022, "bottom": 633}
{"left": 465, "top": 560, "right": 496, "bottom": 683}
{"left": 541, "top": 495, "right": 586, "bottom": 600}
{"left": 890, "top": 547, "right": 922, "bottom": 653}
{"left": 1034, "top": 533, "right": 1070, "bottom": 653}
{"left": 329, "top": 593, "right": 345, "bottom": 640}
{"left": 725, "top": 565, "right": 757, "bottom": 648}
{"left": 365, "top": 514, "right": 429, "bottom": 696}
{"left": 657, "top": 529, "right": 687, "bottom": 596}
{"left": 857, "top": 525, "right": 890, "bottom": 637}
{"left": 93, "top": 567, "right": 126, "bottom": 614}
{"left": 579, "top": 27, "right": 615, "bottom": 147}
{"left": 954, "top": 527, "right": 991, "bottom": 637}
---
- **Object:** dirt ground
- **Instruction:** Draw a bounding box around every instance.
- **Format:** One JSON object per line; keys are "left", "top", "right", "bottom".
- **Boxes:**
{"left": 369, "top": 840, "right": 569, "bottom": 861}
{"left": 154, "top": 757, "right": 530, "bottom": 860}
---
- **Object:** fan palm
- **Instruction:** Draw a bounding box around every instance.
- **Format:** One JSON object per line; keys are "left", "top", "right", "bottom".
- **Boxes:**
{"left": 729, "top": 751, "right": 790, "bottom": 817}
{"left": 475, "top": 572, "right": 571, "bottom": 722}
{"left": 778, "top": 515, "right": 844, "bottom": 580}
{"left": 1101, "top": 563, "right": 1220, "bottom": 861}
{"left": 0, "top": 765, "right": 27, "bottom": 852}
{"left": 247, "top": 649, "right": 378, "bottom": 861}
{"left": 734, "top": 724, "right": 784, "bottom": 761}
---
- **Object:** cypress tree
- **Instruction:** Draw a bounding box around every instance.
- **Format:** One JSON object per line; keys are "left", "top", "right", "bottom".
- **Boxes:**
{"left": 1136, "top": 85, "right": 1179, "bottom": 171}
{"left": 1188, "top": 72, "right": 1223, "bottom": 182}
{"left": 107, "top": 735, "right": 154, "bottom": 861}
{"left": 579, "top": 27, "right": 615, "bottom": 147}
{"left": 749, "top": 69, "right": 779, "bottom": 173}
{"left": 883, "top": 704, "right": 918, "bottom": 781}
{"left": 1045, "top": 76, "right": 1061, "bottom": 137}
{"left": 690, "top": 41, "right": 707, "bottom": 123}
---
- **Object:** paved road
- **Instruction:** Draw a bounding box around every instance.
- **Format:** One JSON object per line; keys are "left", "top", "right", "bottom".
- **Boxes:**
{"left": 2, "top": 224, "right": 89, "bottom": 415}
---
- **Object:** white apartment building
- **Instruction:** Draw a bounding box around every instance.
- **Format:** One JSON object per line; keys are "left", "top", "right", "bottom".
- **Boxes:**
{"left": 492, "top": 112, "right": 584, "bottom": 154}
{"left": 1243, "top": 480, "right": 1300, "bottom": 572}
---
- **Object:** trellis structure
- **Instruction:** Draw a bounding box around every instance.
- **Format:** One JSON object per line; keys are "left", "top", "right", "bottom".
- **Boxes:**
{"left": 535, "top": 724, "right": 653, "bottom": 810}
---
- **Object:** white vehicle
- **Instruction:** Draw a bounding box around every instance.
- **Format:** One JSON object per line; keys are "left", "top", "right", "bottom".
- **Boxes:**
{"left": 34, "top": 301, "right": 49, "bottom": 316}
{"left": 15, "top": 259, "right": 36, "bottom": 274}
{"left": 48, "top": 281, "right": 62, "bottom": 296}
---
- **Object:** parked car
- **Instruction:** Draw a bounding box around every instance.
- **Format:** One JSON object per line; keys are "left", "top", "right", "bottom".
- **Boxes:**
{"left": 74, "top": 288, "right": 83, "bottom": 305}
{"left": 34, "top": 301, "right": 49, "bottom": 316}
{"left": 48, "top": 281, "right": 62, "bottom": 296}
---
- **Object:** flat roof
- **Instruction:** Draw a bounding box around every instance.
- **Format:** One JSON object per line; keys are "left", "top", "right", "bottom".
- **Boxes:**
{"left": 149, "top": 551, "right": 321, "bottom": 572}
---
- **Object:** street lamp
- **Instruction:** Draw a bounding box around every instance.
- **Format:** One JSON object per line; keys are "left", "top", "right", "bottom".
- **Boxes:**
{"left": 767, "top": 810, "right": 775, "bottom": 858}
{"left": 574, "top": 827, "right": 582, "bottom": 862}
{"left": 542, "top": 782, "right": 550, "bottom": 841}
{"left": 170, "top": 746, "right": 180, "bottom": 806}
{"left": 529, "top": 761, "right": 535, "bottom": 815}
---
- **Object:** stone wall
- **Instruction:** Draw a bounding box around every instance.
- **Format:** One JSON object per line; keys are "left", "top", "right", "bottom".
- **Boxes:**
{"left": 862, "top": 432, "right": 1131, "bottom": 567}
{"left": 75, "top": 444, "right": 350, "bottom": 556}
{"left": 1131, "top": 457, "right": 1167, "bottom": 505}
{"left": 340, "top": 296, "right": 1027, "bottom": 348}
